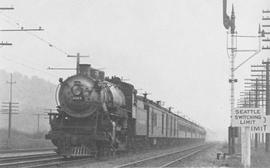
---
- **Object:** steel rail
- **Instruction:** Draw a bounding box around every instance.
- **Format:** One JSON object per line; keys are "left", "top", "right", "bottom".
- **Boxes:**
{"left": 0, "top": 152, "right": 56, "bottom": 163}
{"left": 113, "top": 144, "right": 209, "bottom": 168}
{"left": 23, "top": 157, "right": 94, "bottom": 168}
{"left": 159, "top": 145, "right": 210, "bottom": 167}
{"left": 0, "top": 147, "right": 56, "bottom": 154}
{"left": 0, "top": 155, "right": 62, "bottom": 168}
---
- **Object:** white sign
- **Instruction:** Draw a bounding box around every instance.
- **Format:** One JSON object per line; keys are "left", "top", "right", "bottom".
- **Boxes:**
{"left": 250, "top": 116, "right": 270, "bottom": 133}
{"left": 232, "top": 108, "right": 264, "bottom": 127}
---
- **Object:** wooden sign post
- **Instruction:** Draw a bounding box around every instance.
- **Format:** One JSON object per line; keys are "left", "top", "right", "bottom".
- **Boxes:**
{"left": 241, "top": 127, "right": 251, "bottom": 167}
{"left": 232, "top": 108, "right": 264, "bottom": 168}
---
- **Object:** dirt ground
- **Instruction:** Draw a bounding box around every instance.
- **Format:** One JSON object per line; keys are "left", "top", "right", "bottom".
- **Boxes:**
{"left": 66, "top": 142, "right": 227, "bottom": 168}
{"left": 215, "top": 143, "right": 270, "bottom": 168}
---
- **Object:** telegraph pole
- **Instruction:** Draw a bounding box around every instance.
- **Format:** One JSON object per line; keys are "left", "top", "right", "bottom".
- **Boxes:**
{"left": 67, "top": 53, "right": 89, "bottom": 74}
{"left": 262, "top": 60, "right": 270, "bottom": 151}
{"left": 243, "top": 76, "right": 265, "bottom": 149}
{"left": 0, "top": 5, "right": 44, "bottom": 46}
{"left": 7, "top": 74, "right": 15, "bottom": 139}
{"left": 48, "top": 53, "right": 89, "bottom": 74}
{"left": 0, "top": 42, "right": 12, "bottom": 46}
{"left": 0, "top": 6, "right": 13, "bottom": 47}
{"left": 34, "top": 113, "right": 41, "bottom": 133}
{"left": 0, "top": 27, "right": 44, "bottom": 32}
{"left": 259, "top": 10, "right": 270, "bottom": 152}
{"left": 32, "top": 113, "right": 47, "bottom": 133}
{"left": 255, "top": 78, "right": 259, "bottom": 149}
{"left": 0, "top": 7, "right": 14, "bottom": 10}
{"left": 1, "top": 73, "right": 19, "bottom": 148}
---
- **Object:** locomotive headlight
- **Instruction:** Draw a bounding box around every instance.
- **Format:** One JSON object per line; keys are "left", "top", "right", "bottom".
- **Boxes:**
{"left": 71, "top": 85, "right": 82, "bottom": 96}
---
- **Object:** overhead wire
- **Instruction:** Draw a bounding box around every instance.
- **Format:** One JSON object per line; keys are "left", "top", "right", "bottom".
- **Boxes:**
{"left": 0, "top": 13, "right": 69, "bottom": 55}
{"left": 0, "top": 13, "right": 71, "bottom": 78}
{"left": 0, "top": 54, "right": 59, "bottom": 78}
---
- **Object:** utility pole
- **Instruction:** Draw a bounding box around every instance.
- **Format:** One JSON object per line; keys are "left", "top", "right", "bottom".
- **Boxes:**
{"left": 1, "top": 73, "right": 19, "bottom": 148}
{"left": 242, "top": 77, "right": 265, "bottom": 149}
{"left": 0, "top": 7, "right": 14, "bottom": 10}
{"left": 261, "top": 9, "right": 270, "bottom": 152}
{"left": 0, "top": 5, "right": 44, "bottom": 45}
{"left": 7, "top": 74, "right": 15, "bottom": 139}
{"left": 48, "top": 53, "right": 89, "bottom": 74}
{"left": 0, "top": 6, "right": 13, "bottom": 47}
{"left": 263, "top": 59, "right": 270, "bottom": 152}
{"left": 0, "top": 42, "right": 12, "bottom": 46}
{"left": 67, "top": 53, "right": 89, "bottom": 74}
{"left": 245, "top": 60, "right": 270, "bottom": 151}
{"left": 32, "top": 113, "right": 47, "bottom": 133}
{"left": 255, "top": 78, "right": 259, "bottom": 149}
{"left": 0, "top": 27, "right": 44, "bottom": 32}
{"left": 33, "top": 113, "right": 41, "bottom": 133}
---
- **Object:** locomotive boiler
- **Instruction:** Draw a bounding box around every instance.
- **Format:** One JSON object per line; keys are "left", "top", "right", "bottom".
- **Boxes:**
{"left": 58, "top": 73, "right": 125, "bottom": 118}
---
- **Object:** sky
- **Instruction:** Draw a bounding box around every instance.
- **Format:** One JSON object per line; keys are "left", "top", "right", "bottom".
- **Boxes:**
{"left": 0, "top": 0, "right": 270, "bottom": 140}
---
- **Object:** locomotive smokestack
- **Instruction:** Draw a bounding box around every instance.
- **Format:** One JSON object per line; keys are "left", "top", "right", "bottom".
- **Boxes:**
{"left": 143, "top": 92, "right": 148, "bottom": 101}
{"left": 79, "top": 64, "right": 91, "bottom": 77}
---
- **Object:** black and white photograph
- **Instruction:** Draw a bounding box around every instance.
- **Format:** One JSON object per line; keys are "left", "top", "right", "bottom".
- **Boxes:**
{"left": 0, "top": 0, "right": 270, "bottom": 167}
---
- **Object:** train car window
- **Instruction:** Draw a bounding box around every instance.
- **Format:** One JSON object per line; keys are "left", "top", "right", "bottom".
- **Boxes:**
{"left": 170, "top": 116, "right": 173, "bottom": 136}
{"left": 154, "top": 113, "right": 157, "bottom": 127}
{"left": 166, "top": 114, "right": 168, "bottom": 136}
{"left": 151, "top": 111, "right": 154, "bottom": 134}
{"left": 176, "top": 122, "right": 178, "bottom": 137}
{"left": 161, "top": 113, "right": 164, "bottom": 135}
{"left": 174, "top": 118, "right": 176, "bottom": 136}
{"left": 151, "top": 109, "right": 157, "bottom": 135}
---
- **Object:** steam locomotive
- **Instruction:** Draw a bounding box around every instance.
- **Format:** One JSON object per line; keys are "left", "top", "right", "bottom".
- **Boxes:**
{"left": 46, "top": 64, "right": 206, "bottom": 158}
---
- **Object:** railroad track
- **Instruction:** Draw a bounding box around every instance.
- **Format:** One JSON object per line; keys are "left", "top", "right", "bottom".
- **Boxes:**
{"left": 114, "top": 143, "right": 212, "bottom": 168}
{"left": 0, "top": 152, "right": 96, "bottom": 168}
{"left": 0, "top": 152, "right": 63, "bottom": 168}
{"left": 0, "top": 144, "right": 211, "bottom": 168}
{"left": 0, "top": 147, "right": 56, "bottom": 154}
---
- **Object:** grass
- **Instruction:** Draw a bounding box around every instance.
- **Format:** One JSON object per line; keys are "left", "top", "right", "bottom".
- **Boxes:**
{"left": 251, "top": 144, "right": 270, "bottom": 168}
{"left": 0, "top": 129, "right": 54, "bottom": 149}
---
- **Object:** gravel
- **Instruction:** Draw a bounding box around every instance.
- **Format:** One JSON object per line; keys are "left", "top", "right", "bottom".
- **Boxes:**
{"left": 172, "top": 142, "right": 225, "bottom": 167}
{"left": 65, "top": 142, "right": 205, "bottom": 168}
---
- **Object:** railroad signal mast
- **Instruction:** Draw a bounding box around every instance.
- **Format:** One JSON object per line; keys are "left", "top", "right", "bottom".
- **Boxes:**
{"left": 223, "top": 0, "right": 263, "bottom": 156}
{"left": 0, "top": 73, "right": 19, "bottom": 148}
{"left": 223, "top": 0, "right": 238, "bottom": 155}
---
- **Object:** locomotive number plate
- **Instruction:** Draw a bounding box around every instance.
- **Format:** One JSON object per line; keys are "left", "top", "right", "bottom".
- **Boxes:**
{"left": 73, "top": 96, "right": 82, "bottom": 100}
